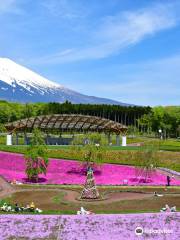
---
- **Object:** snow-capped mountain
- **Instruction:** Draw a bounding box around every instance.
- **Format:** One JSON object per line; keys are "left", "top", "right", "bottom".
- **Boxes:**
{"left": 0, "top": 58, "right": 129, "bottom": 105}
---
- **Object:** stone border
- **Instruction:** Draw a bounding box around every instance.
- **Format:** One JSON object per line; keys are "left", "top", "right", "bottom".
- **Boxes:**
{"left": 158, "top": 167, "right": 180, "bottom": 177}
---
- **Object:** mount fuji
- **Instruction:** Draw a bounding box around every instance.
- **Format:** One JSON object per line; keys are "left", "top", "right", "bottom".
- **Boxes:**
{"left": 0, "top": 58, "right": 129, "bottom": 105}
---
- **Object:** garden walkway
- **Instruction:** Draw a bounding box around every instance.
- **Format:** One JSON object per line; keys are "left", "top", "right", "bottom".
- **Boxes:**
{"left": 0, "top": 176, "right": 153, "bottom": 204}
{"left": 0, "top": 176, "right": 15, "bottom": 198}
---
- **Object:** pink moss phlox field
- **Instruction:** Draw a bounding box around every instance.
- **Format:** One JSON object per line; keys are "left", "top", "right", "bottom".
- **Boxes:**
{"left": 0, "top": 213, "right": 179, "bottom": 240}
{"left": 0, "top": 151, "right": 180, "bottom": 185}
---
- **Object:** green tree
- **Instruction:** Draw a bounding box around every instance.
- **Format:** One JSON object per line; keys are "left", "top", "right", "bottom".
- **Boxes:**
{"left": 72, "top": 132, "right": 107, "bottom": 146}
{"left": 138, "top": 113, "right": 152, "bottom": 134}
{"left": 25, "top": 129, "right": 48, "bottom": 182}
{"left": 0, "top": 123, "right": 6, "bottom": 133}
{"left": 72, "top": 132, "right": 104, "bottom": 172}
{"left": 83, "top": 144, "right": 103, "bottom": 171}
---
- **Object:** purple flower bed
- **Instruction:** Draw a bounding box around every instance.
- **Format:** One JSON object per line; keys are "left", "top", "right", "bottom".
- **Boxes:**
{"left": 0, "top": 213, "right": 179, "bottom": 240}
{"left": 0, "top": 215, "right": 59, "bottom": 239}
{"left": 0, "top": 151, "right": 180, "bottom": 185}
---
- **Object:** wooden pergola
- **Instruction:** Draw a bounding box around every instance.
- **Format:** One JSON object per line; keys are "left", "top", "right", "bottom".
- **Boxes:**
{"left": 5, "top": 114, "right": 128, "bottom": 146}
{"left": 5, "top": 114, "right": 127, "bottom": 134}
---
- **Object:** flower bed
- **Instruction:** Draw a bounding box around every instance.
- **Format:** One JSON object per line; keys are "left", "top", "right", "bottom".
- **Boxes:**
{"left": 0, "top": 151, "right": 180, "bottom": 185}
{"left": 0, "top": 213, "right": 179, "bottom": 240}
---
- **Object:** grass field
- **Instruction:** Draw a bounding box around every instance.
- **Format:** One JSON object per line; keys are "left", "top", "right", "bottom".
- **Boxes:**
{"left": 0, "top": 135, "right": 180, "bottom": 150}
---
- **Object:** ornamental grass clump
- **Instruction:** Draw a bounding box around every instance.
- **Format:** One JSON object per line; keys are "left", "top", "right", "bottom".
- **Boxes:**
{"left": 134, "top": 145, "right": 159, "bottom": 182}
{"left": 25, "top": 129, "right": 48, "bottom": 183}
{"left": 83, "top": 144, "right": 104, "bottom": 171}
{"left": 72, "top": 133, "right": 105, "bottom": 173}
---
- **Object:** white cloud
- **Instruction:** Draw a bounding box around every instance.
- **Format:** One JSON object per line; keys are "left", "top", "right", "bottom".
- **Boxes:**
{"left": 42, "top": 0, "right": 83, "bottom": 19}
{"left": 31, "top": 2, "right": 179, "bottom": 65}
{"left": 0, "top": 0, "right": 22, "bottom": 15}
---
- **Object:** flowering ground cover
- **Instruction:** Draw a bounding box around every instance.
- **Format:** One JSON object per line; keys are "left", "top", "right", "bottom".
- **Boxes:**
{"left": 0, "top": 151, "right": 180, "bottom": 185}
{"left": 0, "top": 213, "right": 179, "bottom": 240}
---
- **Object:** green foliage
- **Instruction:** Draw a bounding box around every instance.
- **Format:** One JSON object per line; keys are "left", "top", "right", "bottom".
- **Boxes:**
{"left": 127, "top": 126, "right": 139, "bottom": 136}
{"left": 52, "top": 192, "right": 66, "bottom": 204}
{"left": 72, "top": 133, "right": 108, "bottom": 146}
{"left": 0, "top": 124, "right": 6, "bottom": 133}
{"left": 135, "top": 146, "right": 159, "bottom": 168}
{"left": 134, "top": 143, "right": 160, "bottom": 181}
{"left": 30, "top": 128, "right": 45, "bottom": 145}
{"left": 24, "top": 129, "right": 48, "bottom": 182}
{"left": 0, "top": 100, "right": 150, "bottom": 127}
{"left": 72, "top": 134, "right": 84, "bottom": 145}
{"left": 72, "top": 133, "right": 105, "bottom": 170}
{"left": 83, "top": 144, "right": 104, "bottom": 166}
{"left": 1, "top": 100, "right": 180, "bottom": 138}
{"left": 86, "top": 133, "right": 102, "bottom": 144}
{"left": 139, "top": 106, "right": 180, "bottom": 137}
{"left": 0, "top": 101, "right": 46, "bottom": 124}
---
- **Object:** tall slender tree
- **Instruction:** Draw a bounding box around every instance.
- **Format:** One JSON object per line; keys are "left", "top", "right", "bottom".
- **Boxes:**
{"left": 25, "top": 129, "right": 48, "bottom": 182}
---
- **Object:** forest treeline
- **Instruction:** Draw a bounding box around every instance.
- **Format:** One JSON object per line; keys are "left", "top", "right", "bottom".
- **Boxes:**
{"left": 0, "top": 100, "right": 179, "bottom": 137}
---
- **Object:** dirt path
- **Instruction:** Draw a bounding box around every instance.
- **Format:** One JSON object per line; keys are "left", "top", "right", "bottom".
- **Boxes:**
{"left": 1, "top": 176, "right": 179, "bottom": 208}
{"left": 0, "top": 176, "right": 154, "bottom": 205}
{"left": 0, "top": 176, "right": 15, "bottom": 198}
{"left": 5, "top": 190, "right": 155, "bottom": 210}
{"left": 64, "top": 190, "right": 153, "bottom": 204}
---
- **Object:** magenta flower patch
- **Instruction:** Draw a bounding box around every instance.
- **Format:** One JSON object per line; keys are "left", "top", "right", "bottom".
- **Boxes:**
{"left": 0, "top": 151, "right": 180, "bottom": 185}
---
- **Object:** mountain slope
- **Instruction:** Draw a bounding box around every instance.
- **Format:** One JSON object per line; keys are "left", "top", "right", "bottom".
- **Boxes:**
{"left": 0, "top": 58, "right": 130, "bottom": 105}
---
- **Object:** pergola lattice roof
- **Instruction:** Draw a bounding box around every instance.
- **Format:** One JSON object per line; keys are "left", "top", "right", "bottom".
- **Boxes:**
{"left": 5, "top": 114, "right": 127, "bottom": 134}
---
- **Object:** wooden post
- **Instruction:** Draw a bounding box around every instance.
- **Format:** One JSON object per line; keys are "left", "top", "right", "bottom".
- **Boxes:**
{"left": 116, "top": 135, "right": 120, "bottom": 146}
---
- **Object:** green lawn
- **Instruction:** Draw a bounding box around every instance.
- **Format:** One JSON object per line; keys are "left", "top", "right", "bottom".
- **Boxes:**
{"left": 0, "top": 139, "right": 180, "bottom": 151}
{"left": 1, "top": 134, "right": 180, "bottom": 149}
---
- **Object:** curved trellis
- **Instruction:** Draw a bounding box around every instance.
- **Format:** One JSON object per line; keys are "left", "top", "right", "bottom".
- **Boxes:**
{"left": 5, "top": 114, "right": 127, "bottom": 135}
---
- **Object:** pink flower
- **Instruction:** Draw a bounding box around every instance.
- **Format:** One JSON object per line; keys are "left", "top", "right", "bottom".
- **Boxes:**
{"left": 0, "top": 151, "right": 180, "bottom": 186}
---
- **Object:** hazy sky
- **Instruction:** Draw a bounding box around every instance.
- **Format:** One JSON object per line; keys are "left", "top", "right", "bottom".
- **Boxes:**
{"left": 1, "top": 0, "right": 180, "bottom": 106}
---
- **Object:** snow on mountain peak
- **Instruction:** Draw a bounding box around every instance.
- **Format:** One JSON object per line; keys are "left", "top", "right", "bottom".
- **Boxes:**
{"left": 0, "top": 57, "right": 130, "bottom": 105}
{"left": 0, "top": 57, "right": 63, "bottom": 91}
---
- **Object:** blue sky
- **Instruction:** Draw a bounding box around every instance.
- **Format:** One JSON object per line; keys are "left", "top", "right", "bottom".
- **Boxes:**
{"left": 0, "top": 0, "right": 180, "bottom": 106}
